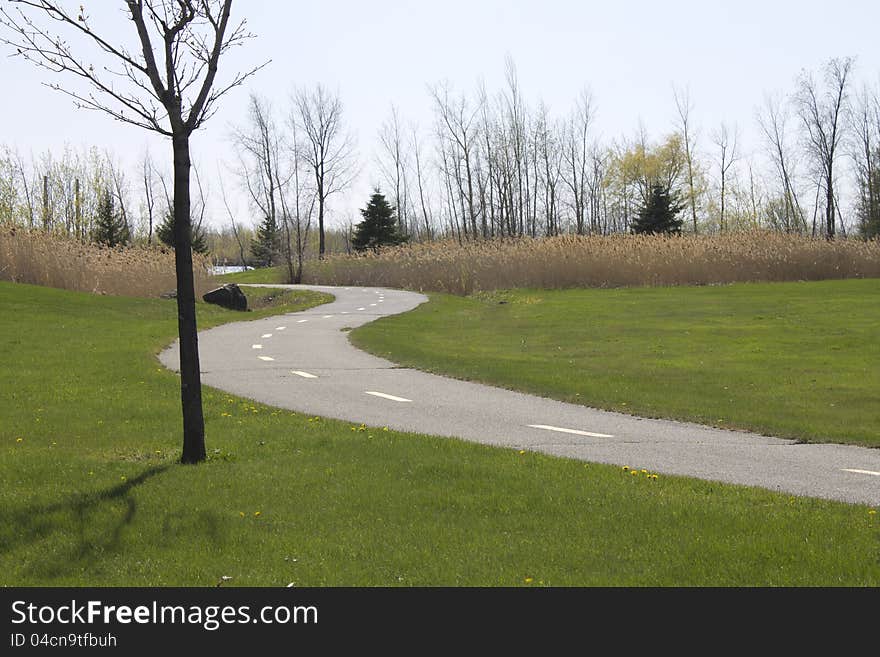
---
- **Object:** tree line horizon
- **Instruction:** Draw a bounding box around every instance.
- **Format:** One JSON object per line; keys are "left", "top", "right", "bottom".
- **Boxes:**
{"left": 2, "top": 54, "right": 878, "bottom": 262}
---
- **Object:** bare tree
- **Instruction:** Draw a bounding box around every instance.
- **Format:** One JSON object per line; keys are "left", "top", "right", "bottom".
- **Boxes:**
{"left": 795, "top": 57, "right": 854, "bottom": 239}
{"left": 232, "top": 93, "right": 285, "bottom": 268}
{"left": 673, "top": 85, "right": 701, "bottom": 233}
{"left": 377, "top": 105, "right": 410, "bottom": 237}
{"left": 140, "top": 149, "right": 158, "bottom": 244}
{"left": 432, "top": 81, "right": 480, "bottom": 238}
{"left": 757, "top": 93, "right": 806, "bottom": 233}
{"left": 106, "top": 151, "right": 131, "bottom": 239}
{"left": 280, "top": 120, "right": 315, "bottom": 283}
{"left": 534, "top": 102, "right": 562, "bottom": 236}
{"left": 850, "top": 83, "right": 880, "bottom": 237}
{"left": 1, "top": 0, "right": 266, "bottom": 463}
{"left": 410, "top": 123, "right": 433, "bottom": 239}
{"left": 292, "top": 84, "right": 357, "bottom": 258}
{"left": 712, "top": 122, "right": 739, "bottom": 233}
{"left": 561, "top": 88, "right": 595, "bottom": 235}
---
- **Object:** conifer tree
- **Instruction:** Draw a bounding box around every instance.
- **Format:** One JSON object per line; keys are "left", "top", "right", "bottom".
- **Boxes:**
{"left": 158, "top": 211, "right": 208, "bottom": 254}
{"left": 92, "top": 189, "right": 129, "bottom": 247}
{"left": 250, "top": 215, "right": 281, "bottom": 266}
{"left": 632, "top": 183, "right": 685, "bottom": 235}
{"left": 352, "top": 189, "right": 406, "bottom": 252}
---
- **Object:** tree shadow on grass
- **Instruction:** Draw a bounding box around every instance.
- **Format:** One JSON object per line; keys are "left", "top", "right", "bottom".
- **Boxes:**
{"left": 0, "top": 465, "right": 169, "bottom": 582}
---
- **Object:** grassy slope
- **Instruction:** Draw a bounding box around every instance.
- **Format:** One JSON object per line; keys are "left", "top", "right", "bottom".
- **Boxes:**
{"left": 351, "top": 279, "right": 880, "bottom": 447}
{"left": 215, "top": 266, "right": 286, "bottom": 284}
{"left": 1, "top": 281, "right": 878, "bottom": 586}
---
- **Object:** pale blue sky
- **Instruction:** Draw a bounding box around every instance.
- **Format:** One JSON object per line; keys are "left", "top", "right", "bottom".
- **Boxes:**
{"left": 2, "top": 0, "right": 878, "bottom": 229}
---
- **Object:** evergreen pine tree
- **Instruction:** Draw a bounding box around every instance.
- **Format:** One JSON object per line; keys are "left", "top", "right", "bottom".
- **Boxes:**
{"left": 249, "top": 215, "right": 282, "bottom": 267}
{"left": 632, "top": 183, "right": 685, "bottom": 235}
{"left": 92, "top": 189, "right": 130, "bottom": 247}
{"left": 157, "top": 210, "right": 208, "bottom": 254}
{"left": 352, "top": 189, "right": 406, "bottom": 253}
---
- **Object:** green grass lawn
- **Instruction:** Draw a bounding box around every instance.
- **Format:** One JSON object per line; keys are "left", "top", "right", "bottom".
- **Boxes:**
{"left": 351, "top": 279, "right": 880, "bottom": 447}
{"left": 1, "top": 280, "right": 878, "bottom": 586}
{"left": 215, "top": 266, "right": 286, "bottom": 284}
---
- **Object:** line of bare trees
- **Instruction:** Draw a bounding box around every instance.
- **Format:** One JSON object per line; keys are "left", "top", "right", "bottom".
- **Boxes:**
{"left": 226, "top": 84, "right": 358, "bottom": 278}
{"left": 374, "top": 56, "right": 879, "bottom": 241}
{"left": 4, "top": 56, "right": 878, "bottom": 256}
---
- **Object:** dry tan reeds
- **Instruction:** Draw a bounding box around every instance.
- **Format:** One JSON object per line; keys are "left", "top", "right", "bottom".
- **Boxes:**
{"left": 304, "top": 231, "right": 880, "bottom": 294}
{"left": 0, "top": 227, "right": 215, "bottom": 298}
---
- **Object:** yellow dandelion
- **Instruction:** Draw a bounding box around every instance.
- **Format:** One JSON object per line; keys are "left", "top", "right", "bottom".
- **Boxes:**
{"left": 239, "top": 512, "right": 245, "bottom": 518}
{"left": 524, "top": 577, "right": 533, "bottom": 584}
{"left": 622, "top": 466, "right": 629, "bottom": 471}
{"left": 869, "top": 510, "right": 877, "bottom": 516}
{"left": 254, "top": 511, "right": 262, "bottom": 517}
{"left": 631, "top": 470, "right": 638, "bottom": 476}
{"left": 382, "top": 427, "right": 389, "bottom": 432}
{"left": 518, "top": 450, "right": 526, "bottom": 455}
{"left": 16, "top": 437, "right": 23, "bottom": 443}
{"left": 120, "top": 475, "right": 127, "bottom": 481}
{"left": 640, "top": 469, "right": 648, "bottom": 474}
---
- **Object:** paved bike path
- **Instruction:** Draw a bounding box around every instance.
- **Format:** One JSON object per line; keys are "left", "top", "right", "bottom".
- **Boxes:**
{"left": 159, "top": 285, "right": 880, "bottom": 506}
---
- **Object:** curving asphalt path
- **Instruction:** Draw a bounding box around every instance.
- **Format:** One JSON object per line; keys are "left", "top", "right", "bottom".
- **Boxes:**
{"left": 159, "top": 284, "right": 880, "bottom": 506}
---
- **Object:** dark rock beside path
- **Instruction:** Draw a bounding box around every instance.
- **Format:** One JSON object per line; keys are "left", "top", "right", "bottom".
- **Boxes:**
{"left": 203, "top": 283, "right": 248, "bottom": 311}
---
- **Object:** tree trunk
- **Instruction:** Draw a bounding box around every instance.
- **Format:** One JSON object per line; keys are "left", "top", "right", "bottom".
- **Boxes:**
{"left": 825, "top": 168, "right": 835, "bottom": 239}
{"left": 172, "top": 134, "right": 206, "bottom": 464}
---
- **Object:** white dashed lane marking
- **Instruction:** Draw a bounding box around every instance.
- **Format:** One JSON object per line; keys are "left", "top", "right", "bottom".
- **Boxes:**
{"left": 275, "top": 326, "right": 286, "bottom": 331}
{"left": 357, "top": 307, "right": 366, "bottom": 311}
{"left": 297, "top": 319, "right": 308, "bottom": 323}
{"left": 365, "top": 391, "right": 412, "bottom": 403}
{"left": 252, "top": 344, "right": 262, "bottom": 349}
{"left": 291, "top": 370, "right": 318, "bottom": 379}
{"left": 258, "top": 356, "right": 275, "bottom": 362}
{"left": 842, "top": 468, "right": 880, "bottom": 477}
{"left": 261, "top": 333, "right": 272, "bottom": 338}
{"left": 323, "top": 315, "right": 333, "bottom": 318}
{"left": 527, "top": 424, "right": 614, "bottom": 439}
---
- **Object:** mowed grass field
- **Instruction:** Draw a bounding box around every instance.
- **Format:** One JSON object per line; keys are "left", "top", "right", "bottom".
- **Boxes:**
{"left": 1, "top": 280, "right": 878, "bottom": 586}
{"left": 351, "top": 279, "right": 880, "bottom": 447}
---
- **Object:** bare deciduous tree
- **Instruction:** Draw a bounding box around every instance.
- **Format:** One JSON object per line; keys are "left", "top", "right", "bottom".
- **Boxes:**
{"left": 377, "top": 105, "right": 410, "bottom": 237}
{"left": 232, "top": 93, "right": 284, "bottom": 267}
{"left": 795, "top": 57, "right": 854, "bottom": 239}
{"left": 140, "top": 149, "right": 158, "bottom": 245}
{"left": 757, "top": 93, "right": 806, "bottom": 233}
{"left": 292, "top": 84, "right": 357, "bottom": 258}
{"left": 561, "top": 88, "right": 595, "bottom": 235}
{"left": 432, "top": 82, "right": 480, "bottom": 239}
{"left": 674, "top": 85, "right": 701, "bottom": 233}
{"left": 850, "top": 83, "right": 880, "bottom": 237}
{"left": 712, "top": 122, "right": 739, "bottom": 233}
{"left": 1, "top": 0, "right": 266, "bottom": 463}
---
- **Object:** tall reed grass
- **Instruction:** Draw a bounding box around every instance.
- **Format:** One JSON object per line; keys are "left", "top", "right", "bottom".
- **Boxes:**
{"left": 305, "top": 231, "right": 880, "bottom": 294}
{"left": 0, "top": 227, "right": 215, "bottom": 298}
